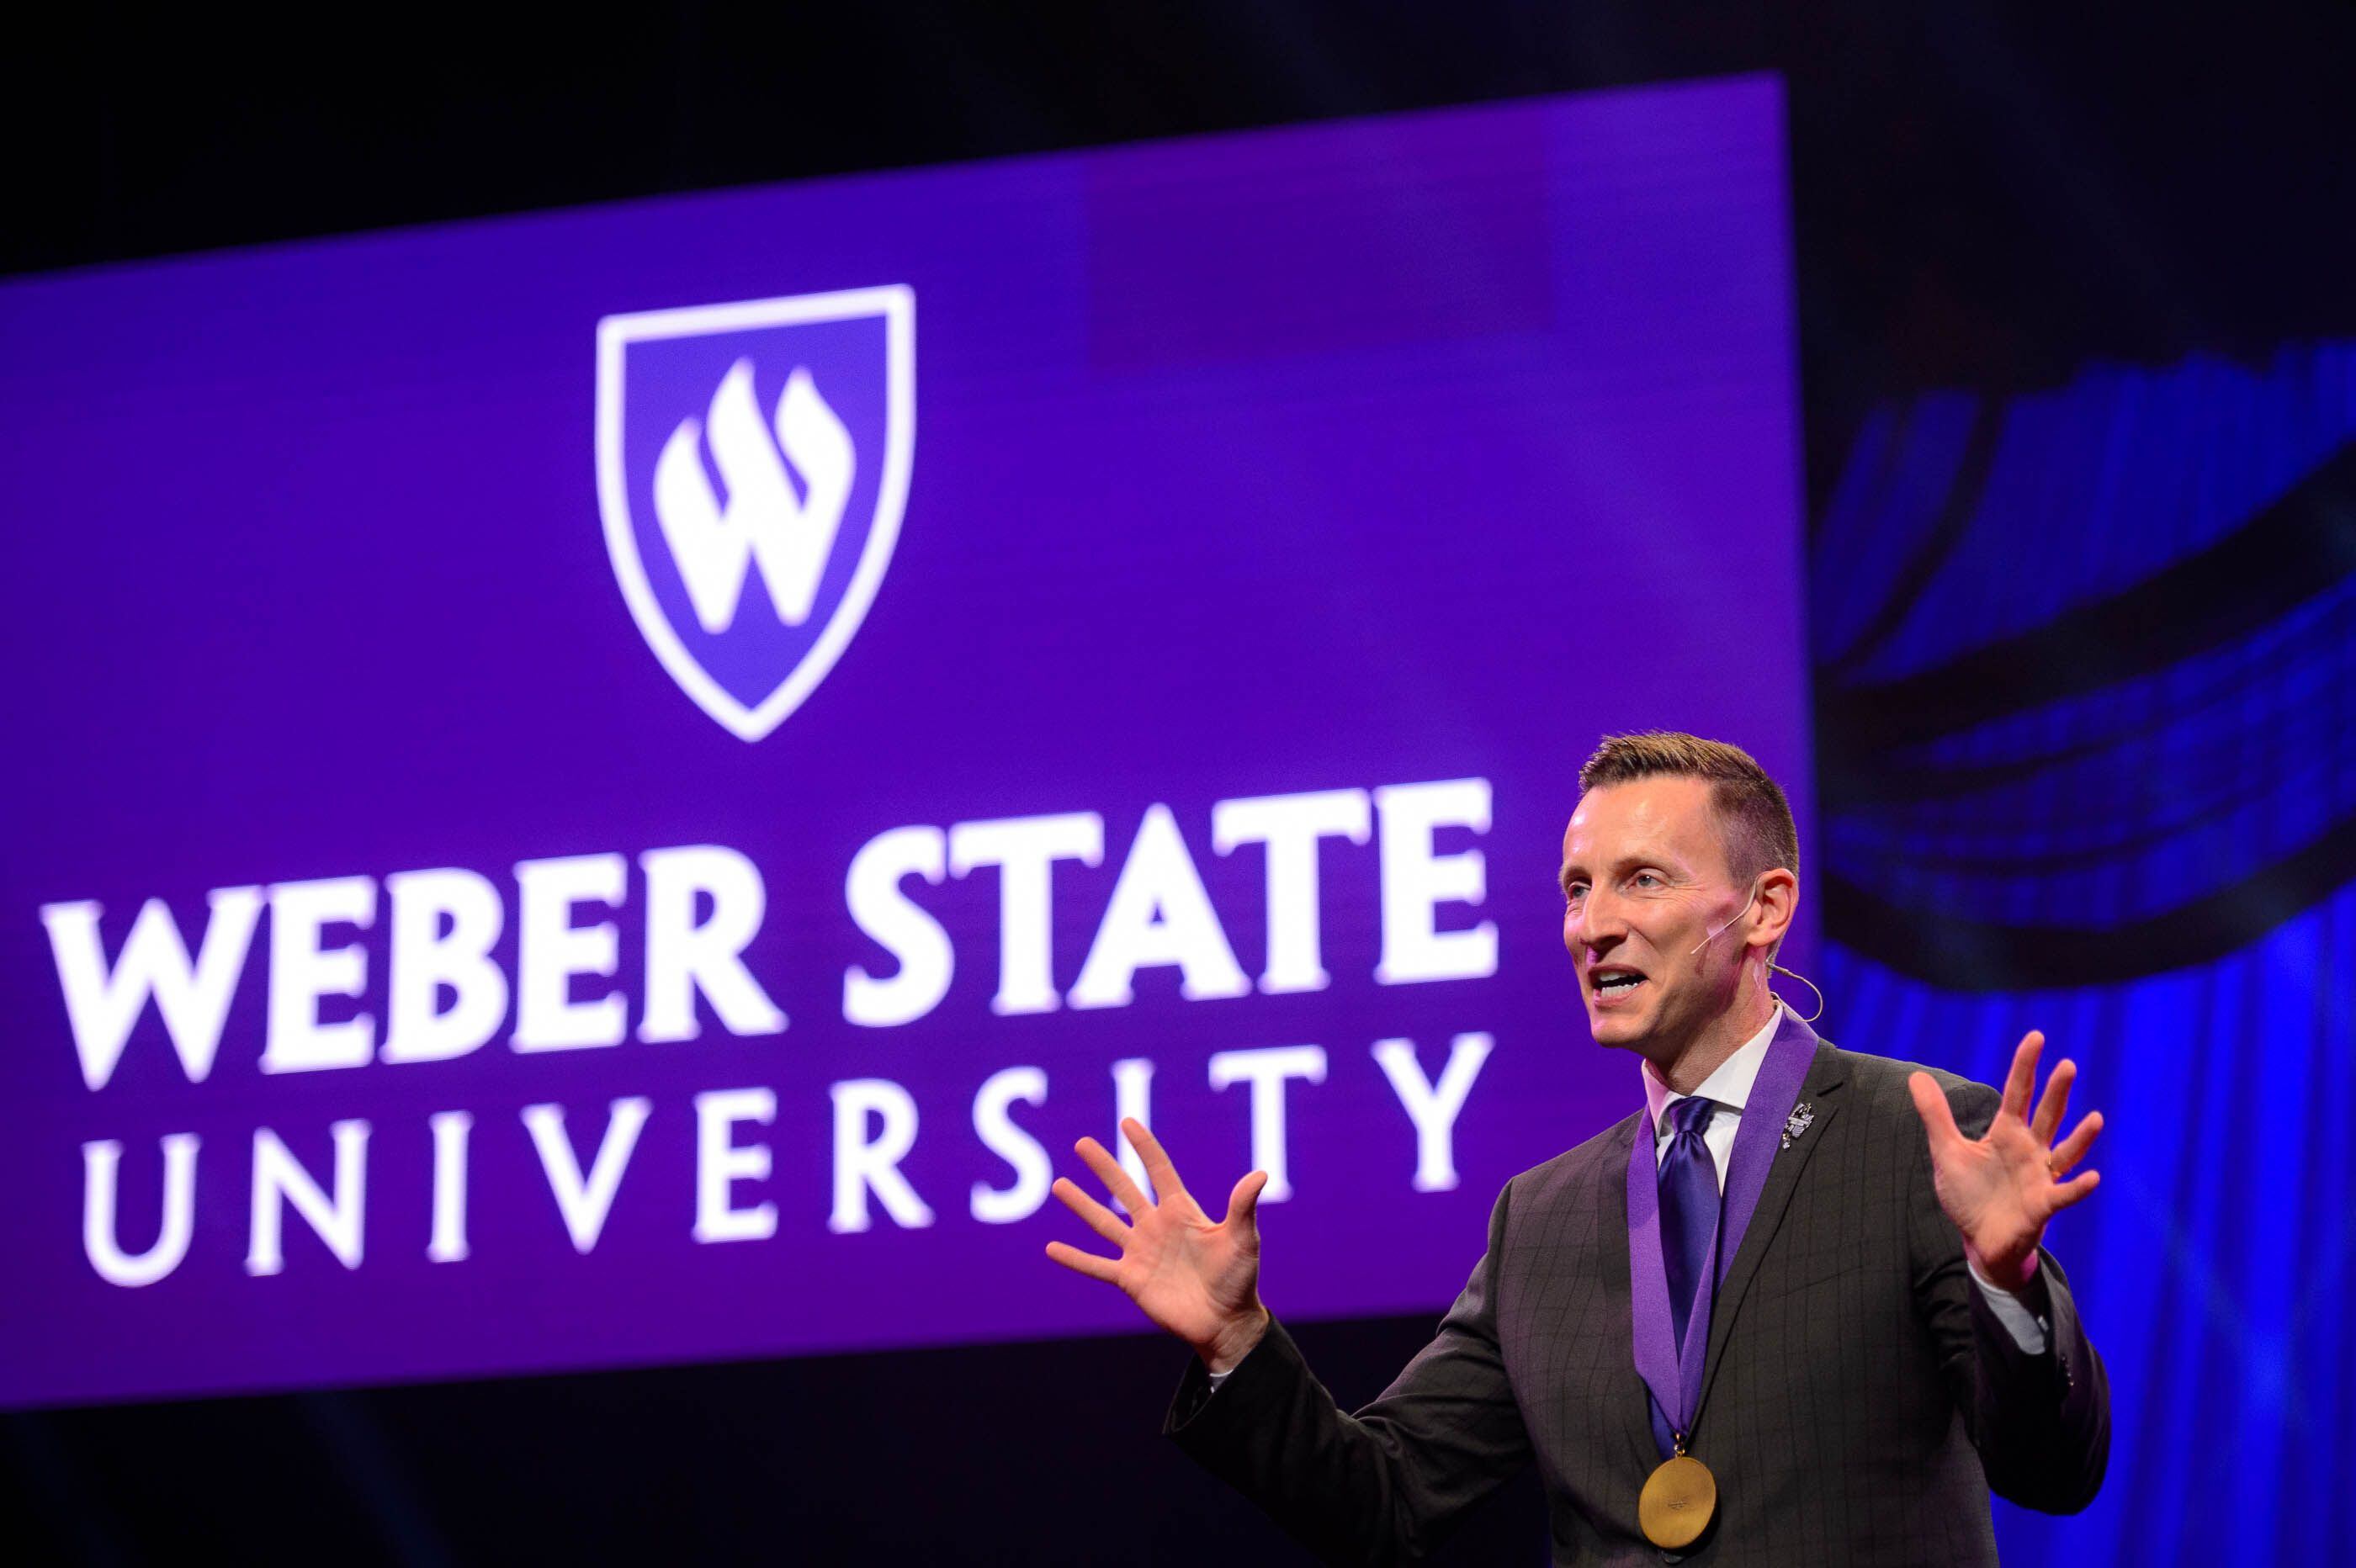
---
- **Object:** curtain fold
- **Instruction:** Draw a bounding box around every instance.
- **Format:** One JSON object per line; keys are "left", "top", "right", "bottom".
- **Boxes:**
{"left": 1812, "top": 338, "right": 2356, "bottom": 1564}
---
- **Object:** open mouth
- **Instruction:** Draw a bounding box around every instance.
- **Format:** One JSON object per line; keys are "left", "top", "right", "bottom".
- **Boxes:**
{"left": 1591, "top": 971, "right": 1648, "bottom": 998}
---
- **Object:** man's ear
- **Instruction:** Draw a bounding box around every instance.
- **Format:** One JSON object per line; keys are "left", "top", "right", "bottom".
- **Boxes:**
{"left": 1748, "top": 867, "right": 1798, "bottom": 954}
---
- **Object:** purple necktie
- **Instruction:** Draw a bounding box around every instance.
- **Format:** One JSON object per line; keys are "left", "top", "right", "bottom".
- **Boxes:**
{"left": 1658, "top": 1094, "right": 1722, "bottom": 1354}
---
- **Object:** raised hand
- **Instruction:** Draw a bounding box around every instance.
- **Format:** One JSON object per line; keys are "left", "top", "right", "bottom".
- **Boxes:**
{"left": 1045, "top": 1117, "right": 1272, "bottom": 1371}
{"left": 1908, "top": 1030, "right": 2104, "bottom": 1290}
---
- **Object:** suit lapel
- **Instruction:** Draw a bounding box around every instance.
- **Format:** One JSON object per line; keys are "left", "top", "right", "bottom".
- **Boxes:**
{"left": 1611, "top": 1115, "right": 1668, "bottom": 1459}
{"left": 1698, "top": 1040, "right": 1848, "bottom": 1409}
{"left": 1595, "top": 1114, "right": 1665, "bottom": 1469}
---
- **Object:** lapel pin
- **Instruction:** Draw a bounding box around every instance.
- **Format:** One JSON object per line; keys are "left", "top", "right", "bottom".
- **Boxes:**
{"left": 1780, "top": 1102, "right": 1815, "bottom": 1151}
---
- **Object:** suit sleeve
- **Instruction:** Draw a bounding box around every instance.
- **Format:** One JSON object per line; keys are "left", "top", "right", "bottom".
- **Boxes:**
{"left": 1909, "top": 1078, "right": 2111, "bottom": 1513}
{"left": 1162, "top": 1181, "right": 1535, "bottom": 1565}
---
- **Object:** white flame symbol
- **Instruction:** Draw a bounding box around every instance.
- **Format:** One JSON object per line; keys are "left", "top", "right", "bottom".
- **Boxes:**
{"left": 651, "top": 357, "right": 856, "bottom": 632}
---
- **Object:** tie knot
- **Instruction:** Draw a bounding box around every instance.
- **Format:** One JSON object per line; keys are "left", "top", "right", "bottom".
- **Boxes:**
{"left": 1664, "top": 1095, "right": 1717, "bottom": 1139}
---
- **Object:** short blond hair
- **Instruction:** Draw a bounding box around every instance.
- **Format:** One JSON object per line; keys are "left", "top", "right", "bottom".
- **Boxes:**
{"left": 1577, "top": 731, "right": 1799, "bottom": 883}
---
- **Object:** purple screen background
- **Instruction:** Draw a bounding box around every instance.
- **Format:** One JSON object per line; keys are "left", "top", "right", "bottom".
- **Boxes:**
{"left": 0, "top": 76, "right": 1807, "bottom": 1408}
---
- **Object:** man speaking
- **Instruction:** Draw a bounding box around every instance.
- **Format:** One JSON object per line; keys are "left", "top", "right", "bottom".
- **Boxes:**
{"left": 1045, "top": 732, "right": 2108, "bottom": 1565}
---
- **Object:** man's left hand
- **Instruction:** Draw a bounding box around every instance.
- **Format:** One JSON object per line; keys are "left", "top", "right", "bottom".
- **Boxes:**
{"left": 1908, "top": 1031, "right": 2104, "bottom": 1291}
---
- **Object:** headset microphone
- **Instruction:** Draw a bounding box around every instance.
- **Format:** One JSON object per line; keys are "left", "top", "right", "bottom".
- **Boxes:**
{"left": 1689, "top": 882, "right": 1760, "bottom": 954}
{"left": 1687, "top": 878, "right": 1824, "bottom": 1023}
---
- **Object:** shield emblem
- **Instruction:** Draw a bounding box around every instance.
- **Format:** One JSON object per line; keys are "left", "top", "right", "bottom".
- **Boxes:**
{"left": 597, "top": 286, "right": 915, "bottom": 740}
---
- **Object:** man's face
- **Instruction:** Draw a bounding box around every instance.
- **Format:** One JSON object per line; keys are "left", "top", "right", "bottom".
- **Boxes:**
{"left": 1559, "top": 776, "right": 1755, "bottom": 1058}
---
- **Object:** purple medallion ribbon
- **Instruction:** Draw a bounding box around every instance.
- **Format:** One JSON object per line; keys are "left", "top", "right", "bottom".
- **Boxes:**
{"left": 1626, "top": 1009, "right": 1817, "bottom": 1457}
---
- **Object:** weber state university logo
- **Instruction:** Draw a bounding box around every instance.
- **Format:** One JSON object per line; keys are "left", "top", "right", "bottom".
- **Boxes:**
{"left": 597, "top": 286, "right": 915, "bottom": 739}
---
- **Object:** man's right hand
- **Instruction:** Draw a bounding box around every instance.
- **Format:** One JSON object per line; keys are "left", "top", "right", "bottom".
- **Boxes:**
{"left": 1044, "top": 1116, "right": 1272, "bottom": 1373}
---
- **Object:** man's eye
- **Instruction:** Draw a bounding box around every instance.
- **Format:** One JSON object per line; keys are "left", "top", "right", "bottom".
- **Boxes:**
{"left": 1564, "top": 884, "right": 1587, "bottom": 903}
{"left": 1632, "top": 873, "right": 1662, "bottom": 889}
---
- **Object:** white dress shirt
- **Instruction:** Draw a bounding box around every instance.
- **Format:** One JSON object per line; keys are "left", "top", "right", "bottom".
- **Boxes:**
{"left": 1644, "top": 1000, "right": 2047, "bottom": 1353}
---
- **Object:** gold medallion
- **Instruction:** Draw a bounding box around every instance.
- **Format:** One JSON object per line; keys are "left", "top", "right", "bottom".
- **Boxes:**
{"left": 1638, "top": 1452, "right": 1717, "bottom": 1549}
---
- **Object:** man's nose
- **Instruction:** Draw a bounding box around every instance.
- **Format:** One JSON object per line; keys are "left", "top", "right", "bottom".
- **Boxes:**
{"left": 1569, "top": 885, "right": 1631, "bottom": 947}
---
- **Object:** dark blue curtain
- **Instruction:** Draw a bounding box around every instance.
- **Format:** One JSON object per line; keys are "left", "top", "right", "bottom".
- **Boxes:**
{"left": 1811, "top": 341, "right": 2356, "bottom": 1564}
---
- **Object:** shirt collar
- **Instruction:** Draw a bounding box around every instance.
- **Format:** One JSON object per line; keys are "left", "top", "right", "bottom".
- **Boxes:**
{"left": 1642, "top": 1000, "right": 1787, "bottom": 1130}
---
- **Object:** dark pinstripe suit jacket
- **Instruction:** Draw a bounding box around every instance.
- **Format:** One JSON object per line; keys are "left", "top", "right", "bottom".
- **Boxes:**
{"left": 1165, "top": 1031, "right": 2109, "bottom": 1565}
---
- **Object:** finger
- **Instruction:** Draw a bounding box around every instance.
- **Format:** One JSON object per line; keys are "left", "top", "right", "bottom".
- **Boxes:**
{"left": 2001, "top": 1031, "right": 2044, "bottom": 1122}
{"left": 1223, "top": 1169, "right": 1271, "bottom": 1245}
{"left": 2029, "top": 1057, "right": 2077, "bottom": 1146}
{"left": 1075, "top": 1136, "right": 1151, "bottom": 1216}
{"left": 2046, "top": 1168, "right": 2101, "bottom": 1212}
{"left": 1051, "top": 1176, "right": 1131, "bottom": 1248}
{"left": 1043, "top": 1239, "right": 1122, "bottom": 1285}
{"left": 2048, "top": 1110, "right": 2104, "bottom": 1176}
{"left": 1908, "top": 1071, "right": 1964, "bottom": 1150}
{"left": 1121, "top": 1116, "right": 1191, "bottom": 1205}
